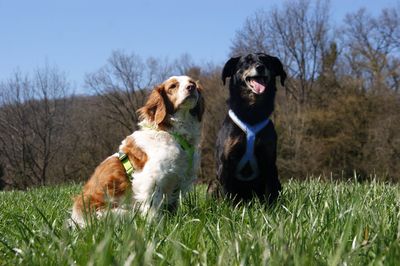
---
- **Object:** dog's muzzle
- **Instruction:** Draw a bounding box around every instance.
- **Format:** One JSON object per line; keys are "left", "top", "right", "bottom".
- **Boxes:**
{"left": 244, "top": 66, "right": 268, "bottom": 94}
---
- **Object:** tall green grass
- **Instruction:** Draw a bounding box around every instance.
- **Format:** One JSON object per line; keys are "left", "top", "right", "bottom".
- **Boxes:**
{"left": 0, "top": 180, "right": 399, "bottom": 265}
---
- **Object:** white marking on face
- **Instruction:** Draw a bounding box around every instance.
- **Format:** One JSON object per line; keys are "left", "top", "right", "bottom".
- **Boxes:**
{"left": 243, "top": 67, "right": 259, "bottom": 79}
{"left": 167, "top": 76, "right": 199, "bottom": 109}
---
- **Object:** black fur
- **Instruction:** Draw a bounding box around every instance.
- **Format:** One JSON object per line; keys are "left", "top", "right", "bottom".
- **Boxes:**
{"left": 215, "top": 53, "right": 286, "bottom": 203}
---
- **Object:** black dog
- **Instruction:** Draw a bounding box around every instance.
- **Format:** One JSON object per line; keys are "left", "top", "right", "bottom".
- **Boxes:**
{"left": 215, "top": 53, "right": 286, "bottom": 203}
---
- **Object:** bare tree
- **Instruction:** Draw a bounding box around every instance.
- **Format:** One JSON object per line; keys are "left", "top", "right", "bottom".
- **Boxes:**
{"left": 230, "top": 10, "right": 270, "bottom": 56}
{"left": 231, "top": 0, "right": 331, "bottom": 103}
{"left": 340, "top": 8, "right": 400, "bottom": 91}
{"left": 0, "top": 66, "right": 73, "bottom": 187}
{"left": 85, "top": 51, "right": 179, "bottom": 133}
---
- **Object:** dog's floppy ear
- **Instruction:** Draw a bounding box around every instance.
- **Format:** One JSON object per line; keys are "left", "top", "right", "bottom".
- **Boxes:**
{"left": 221, "top": 56, "right": 240, "bottom": 85}
{"left": 138, "top": 84, "right": 167, "bottom": 125}
{"left": 263, "top": 55, "right": 287, "bottom": 86}
{"left": 273, "top": 56, "right": 287, "bottom": 86}
{"left": 269, "top": 56, "right": 287, "bottom": 86}
{"left": 190, "top": 83, "right": 205, "bottom": 122}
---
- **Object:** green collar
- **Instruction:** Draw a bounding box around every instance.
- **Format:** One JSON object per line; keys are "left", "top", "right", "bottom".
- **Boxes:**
{"left": 171, "top": 132, "right": 195, "bottom": 171}
{"left": 171, "top": 132, "right": 194, "bottom": 154}
{"left": 141, "top": 122, "right": 194, "bottom": 158}
{"left": 118, "top": 133, "right": 194, "bottom": 181}
{"left": 118, "top": 151, "right": 134, "bottom": 181}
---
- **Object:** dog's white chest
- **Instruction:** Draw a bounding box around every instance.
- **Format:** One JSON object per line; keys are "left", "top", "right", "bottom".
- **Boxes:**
{"left": 128, "top": 128, "right": 198, "bottom": 210}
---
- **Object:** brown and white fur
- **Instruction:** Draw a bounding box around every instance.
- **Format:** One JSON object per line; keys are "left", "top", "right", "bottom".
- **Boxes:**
{"left": 70, "top": 76, "right": 204, "bottom": 227}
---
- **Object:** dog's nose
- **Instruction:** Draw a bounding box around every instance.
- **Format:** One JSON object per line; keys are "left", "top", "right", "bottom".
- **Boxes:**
{"left": 186, "top": 84, "right": 196, "bottom": 92}
{"left": 256, "top": 65, "right": 265, "bottom": 73}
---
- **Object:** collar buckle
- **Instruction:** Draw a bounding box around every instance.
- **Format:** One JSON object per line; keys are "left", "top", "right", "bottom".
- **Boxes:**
{"left": 118, "top": 151, "right": 135, "bottom": 180}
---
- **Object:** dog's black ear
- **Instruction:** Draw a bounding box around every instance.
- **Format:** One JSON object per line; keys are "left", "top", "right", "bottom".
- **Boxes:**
{"left": 221, "top": 56, "right": 240, "bottom": 85}
{"left": 262, "top": 55, "right": 287, "bottom": 86}
{"left": 273, "top": 56, "right": 287, "bottom": 86}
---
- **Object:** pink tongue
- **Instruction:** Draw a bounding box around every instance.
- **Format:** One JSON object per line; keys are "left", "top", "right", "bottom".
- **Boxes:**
{"left": 250, "top": 79, "right": 266, "bottom": 94}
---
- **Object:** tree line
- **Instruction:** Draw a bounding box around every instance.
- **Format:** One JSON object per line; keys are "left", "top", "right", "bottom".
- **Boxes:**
{"left": 1, "top": 0, "right": 399, "bottom": 189}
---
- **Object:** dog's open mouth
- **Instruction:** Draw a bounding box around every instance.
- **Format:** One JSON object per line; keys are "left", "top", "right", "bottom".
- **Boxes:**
{"left": 246, "top": 76, "right": 267, "bottom": 94}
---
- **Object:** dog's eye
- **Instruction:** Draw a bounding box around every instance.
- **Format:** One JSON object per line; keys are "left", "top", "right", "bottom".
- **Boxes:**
{"left": 167, "top": 84, "right": 177, "bottom": 94}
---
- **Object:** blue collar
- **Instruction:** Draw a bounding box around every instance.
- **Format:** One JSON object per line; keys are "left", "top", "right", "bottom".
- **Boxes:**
{"left": 228, "top": 109, "right": 270, "bottom": 181}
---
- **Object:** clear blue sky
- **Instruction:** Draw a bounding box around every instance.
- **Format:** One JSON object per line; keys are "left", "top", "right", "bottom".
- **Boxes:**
{"left": 0, "top": 0, "right": 398, "bottom": 91}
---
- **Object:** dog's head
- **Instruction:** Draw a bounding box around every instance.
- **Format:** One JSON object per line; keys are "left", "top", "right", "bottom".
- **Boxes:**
{"left": 138, "top": 76, "right": 204, "bottom": 128}
{"left": 222, "top": 53, "right": 286, "bottom": 95}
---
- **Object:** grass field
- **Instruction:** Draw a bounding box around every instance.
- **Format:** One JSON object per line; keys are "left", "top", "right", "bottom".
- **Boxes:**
{"left": 0, "top": 179, "right": 399, "bottom": 265}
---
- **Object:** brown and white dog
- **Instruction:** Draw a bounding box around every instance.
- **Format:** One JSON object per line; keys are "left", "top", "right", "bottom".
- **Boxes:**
{"left": 70, "top": 76, "right": 204, "bottom": 227}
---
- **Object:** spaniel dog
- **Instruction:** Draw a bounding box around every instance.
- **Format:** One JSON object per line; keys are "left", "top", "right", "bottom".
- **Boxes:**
{"left": 70, "top": 76, "right": 204, "bottom": 227}
{"left": 215, "top": 53, "right": 286, "bottom": 203}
